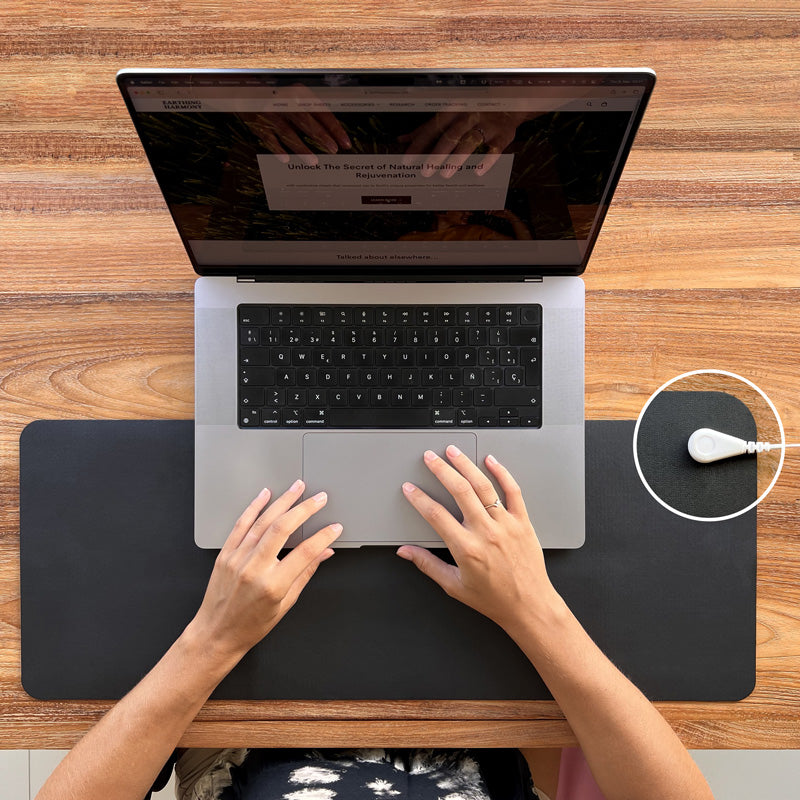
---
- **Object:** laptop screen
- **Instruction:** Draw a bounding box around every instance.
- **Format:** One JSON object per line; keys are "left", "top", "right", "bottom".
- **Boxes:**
{"left": 118, "top": 69, "right": 654, "bottom": 279}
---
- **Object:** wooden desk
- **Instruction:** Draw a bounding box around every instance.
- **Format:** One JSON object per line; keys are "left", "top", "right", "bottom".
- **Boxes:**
{"left": 1, "top": 0, "right": 799, "bottom": 750}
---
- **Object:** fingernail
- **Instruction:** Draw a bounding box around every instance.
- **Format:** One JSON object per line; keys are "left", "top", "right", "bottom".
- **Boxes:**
{"left": 291, "top": 479, "right": 304, "bottom": 491}
{"left": 446, "top": 444, "right": 461, "bottom": 458}
{"left": 396, "top": 547, "right": 412, "bottom": 561}
{"left": 402, "top": 482, "right": 416, "bottom": 495}
{"left": 260, "top": 487, "right": 270, "bottom": 496}
{"left": 313, "top": 491, "right": 327, "bottom": 504}
{"left": 486, "top": 454, "right": 498, "bottom": 466}
{"left": 330, "top": 523, "right": 343, "bottom": 534}
{"left": 423, "top": 450, "right": 438, "bottom": 463}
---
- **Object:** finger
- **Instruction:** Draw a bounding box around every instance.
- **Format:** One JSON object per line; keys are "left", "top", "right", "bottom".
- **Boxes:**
{"left": 400, "top": 118, "right": 445, "bottom": 163}
{"left": 420, "top": 120, "right": 475, "bottom": 176}
{"left": 474, "top": 150, "right": 502, "bottom": 175}
{"left": 247, "top": 117, "right": 295, "bottom": 162}
{"left": 396, "top": 545, "right": 462, "bottom": 599}
{"left": 254, "top": 490, "right": 330, "bottom": 562}
{"left": 439, "top": 130, "right": 486, "bottom": 178}
{"left": 484, "top": 454, "right": 527, "bottom": 517}
{"left": 291, "top": 111, "right": 339, "bottom": 153}
{"left": 316, "top": 111, "right": 352, "bottom": 150}
{"left": 223, "top": 488, "right": 271, "bottom": 554}
{"left": 277, "top": 521, "right": 343, "bottom": 590}
{"left": 271, "top": 115, "right": 319, "bottom": 165}
{"left": 245, "top": 479, "right": 305, "bottom": 540}
{"left": 444, "top": 445, "right": 503, "bottom": 510}
{"left": 422, "top": 449, "right": 487, "bottom": 523}
{"left": 401, "top": 480, "right": 467, "bottom": 557}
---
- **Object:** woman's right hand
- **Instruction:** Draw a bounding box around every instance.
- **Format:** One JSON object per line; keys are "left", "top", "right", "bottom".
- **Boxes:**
{"left": 397, "top": 446, "right": 560, "bottom": 636}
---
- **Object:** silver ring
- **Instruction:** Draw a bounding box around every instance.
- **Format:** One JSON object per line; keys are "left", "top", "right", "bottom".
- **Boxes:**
{"left": 483, "top": 498, "right": 503, "bottom": 510}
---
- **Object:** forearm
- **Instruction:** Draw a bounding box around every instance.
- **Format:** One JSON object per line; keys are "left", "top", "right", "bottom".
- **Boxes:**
{"left": 36, "top": 622, "right": 239, "bottom": 800}
{"left": 507, "top": 593, "right": 713, "bottom": 800}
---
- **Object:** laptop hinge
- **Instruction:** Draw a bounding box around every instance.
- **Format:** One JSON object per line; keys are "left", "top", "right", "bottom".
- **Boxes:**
{"left": 237, "top": 277, "right": 257, "bottom": 282}
{"left": 524, "top": 276, "right": 544, "bottom": 282}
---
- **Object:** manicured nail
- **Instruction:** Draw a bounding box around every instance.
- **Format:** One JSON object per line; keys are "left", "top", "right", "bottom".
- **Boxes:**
{"left": 423, "top": 450, "right": 438, "bottom": 463}
{"left": 402, "top": 482, "right": 416, "bottom": 495}
{"left": 486, "top": 454, "right": 498, "bottom": 466}
{"left": 330, "top": 523, "right": 343, "bottom": 534}
{"left": 446, "top": 444, "right": 461, "bottom": 458}
{"left": 396, "top": 547, "right": 412, "bottom": 561}
{"left": 313, "top": 491, "right": 327, "bottom": 504}
{"left": 291, "top": 479, "right": 304, "bottom": 491}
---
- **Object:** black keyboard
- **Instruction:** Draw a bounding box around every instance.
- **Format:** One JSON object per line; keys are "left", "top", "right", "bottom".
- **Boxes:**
{"left": 238, "top": 304, "right": 542, "bottom": 429}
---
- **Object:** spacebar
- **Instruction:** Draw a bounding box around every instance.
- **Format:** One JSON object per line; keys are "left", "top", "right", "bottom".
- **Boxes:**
{"left": 328, "top": 408, "right": 430, "bottom": 428}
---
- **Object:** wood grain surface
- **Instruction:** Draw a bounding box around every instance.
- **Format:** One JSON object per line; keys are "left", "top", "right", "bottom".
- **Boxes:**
{"left": 1, "top": 0, "right": 799, "bottom": 749}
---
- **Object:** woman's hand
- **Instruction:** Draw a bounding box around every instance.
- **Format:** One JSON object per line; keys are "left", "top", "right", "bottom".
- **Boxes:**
{"left": 397, "top": 446, "right": 558, "bottom": 634}
{"left": 188, "top": 480, "right": 342, "bottom": 663}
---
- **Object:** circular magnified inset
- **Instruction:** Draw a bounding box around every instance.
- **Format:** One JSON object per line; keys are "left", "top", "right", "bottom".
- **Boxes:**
{"left": 632, "top": 370, "right": 785, "bottom": 522}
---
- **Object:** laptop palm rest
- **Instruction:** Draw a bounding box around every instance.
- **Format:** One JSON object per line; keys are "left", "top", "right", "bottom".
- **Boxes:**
{"left": 301, "top": 432, "right": 478, "bottom": 547}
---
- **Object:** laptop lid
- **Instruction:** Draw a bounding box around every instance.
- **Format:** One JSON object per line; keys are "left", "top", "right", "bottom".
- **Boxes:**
{"left": 117, "top": 68, "right": 655, "bottom": 282}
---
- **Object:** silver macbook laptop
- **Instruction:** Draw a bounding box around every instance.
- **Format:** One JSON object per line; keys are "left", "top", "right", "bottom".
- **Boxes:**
{"left": 117, "top": 68, "right": 655, "bottom": 549}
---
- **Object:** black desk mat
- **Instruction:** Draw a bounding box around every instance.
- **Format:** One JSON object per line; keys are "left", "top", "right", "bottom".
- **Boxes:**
{"left": 20, "top": 414, "right": 756, "bottom": 701}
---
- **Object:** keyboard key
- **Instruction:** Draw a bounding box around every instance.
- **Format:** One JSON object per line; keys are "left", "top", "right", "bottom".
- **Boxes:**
{"left": 457, "top": 306, "right": 478, "bottom": 325}
{"left": 292, "top": 307, "right": 311, "bottom": 325}
{"left": 238, "top": 306, "right": 270, "bottom": 325}
{"left": 282, "top": 408, "right": 302, "bottom": 426}
{"left": 479, "top": 306, "right": 498, "bottom": 325}
{"left": 303, "top": 409, "right": 328, "bottom": 426}
{"left": 329, "top": 408, "right": 430, "bottom": 427}
{"left": 489, "top": 327, "right": 507, "bottom": 346}
{"left": 457, "top": 408, "right": 478, "bottom": 425}
{"left": 504, "top": 367, "right": 525, "bottom": 386}
{"left": 499, "top": 348, "right": 518, "bottom": 366}
{"left": 432, "top": 409, "right": 456, "bottom": 426}
{"left": 495, "top": 388, "right": 540, "bottom": 407}
{"left": 334, "top": 308, "right": 352, "bottom": 325}
{"left": 509, "top": 327, "right": 541, "bottom": 346}
{"left": 239, "top": 388, "right": 265, "bottom": 407}
{"left": 239, "top": 347, "right": 269, "bottom": 366}
{"left": 499, "top": 306, "right": 519, "bottom": 325}
{"left": 349, "top": 389, "right": 370, "bottom": 406}
{"left": 261, "top": 408, "right": 281, "bottom": 426}
{"left": 313, "top": 308, "right": 332, "bottom": 325}
{"left": 521, "top": 305, "right": 542, "bottom": 324}
{"left": 240, "top": 367, "right": 275, "bottom": 386}
{"left": 239, "top": 326, "right": 259, "bottom": 346}
{"left": 239, "top": 408, "right": 260, "bottom": 427}
{"left": 271, "top": 306, "right": 290, "bottom": 325}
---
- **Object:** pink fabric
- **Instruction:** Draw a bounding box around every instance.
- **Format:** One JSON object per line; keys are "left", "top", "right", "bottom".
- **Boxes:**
{"left": 555, "top": 747, "right": 607, "bottom": 800}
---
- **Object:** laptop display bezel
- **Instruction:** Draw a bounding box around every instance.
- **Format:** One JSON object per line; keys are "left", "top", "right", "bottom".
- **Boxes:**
{"left": 117, "top": 67, "right": 656, "bottom": 282}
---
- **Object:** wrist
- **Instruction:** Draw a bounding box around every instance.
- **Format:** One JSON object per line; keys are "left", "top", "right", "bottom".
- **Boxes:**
{"left": 177, "top": 618, "right": 246, "bottom": 686}
{"left": 501, "top": 586, "right": 574, "bottom": 655}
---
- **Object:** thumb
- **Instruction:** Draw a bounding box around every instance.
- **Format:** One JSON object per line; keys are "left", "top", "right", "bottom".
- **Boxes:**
{"left": 396, "top": 545, "right": 462, "bottom": 600}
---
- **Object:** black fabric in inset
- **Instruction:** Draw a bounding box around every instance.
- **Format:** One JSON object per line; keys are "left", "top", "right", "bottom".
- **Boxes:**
{"left": 636, "top": 390, "right": 758, "bottom": 518}
{"left": 20, "top": 414, "right": 755, "bottom": 702}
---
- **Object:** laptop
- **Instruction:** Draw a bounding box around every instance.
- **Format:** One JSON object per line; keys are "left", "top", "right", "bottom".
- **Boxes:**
{"left": 117, "top": 68, "right": 655, "bottom": 549}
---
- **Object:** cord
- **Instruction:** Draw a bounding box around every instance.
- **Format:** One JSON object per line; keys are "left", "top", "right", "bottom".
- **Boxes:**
{"left": 745, "top": 441, "right": 800, "bottom": 453}
{"left": 688, "top": 428, "right": 799, "bottom": 463}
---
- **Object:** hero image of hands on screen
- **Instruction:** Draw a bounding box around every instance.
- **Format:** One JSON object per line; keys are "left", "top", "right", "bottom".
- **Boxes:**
{"left": 124, "top": 74, "right": 647, "bottom": 269}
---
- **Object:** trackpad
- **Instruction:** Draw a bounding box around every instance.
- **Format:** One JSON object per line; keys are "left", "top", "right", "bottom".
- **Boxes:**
{"left": 301, "top": 432, "right": 478, "bottom": 547}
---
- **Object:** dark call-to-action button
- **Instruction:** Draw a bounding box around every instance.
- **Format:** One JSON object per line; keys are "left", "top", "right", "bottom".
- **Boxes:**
{"left": 361, "top": 196, "right": 412, "bottom": 205}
